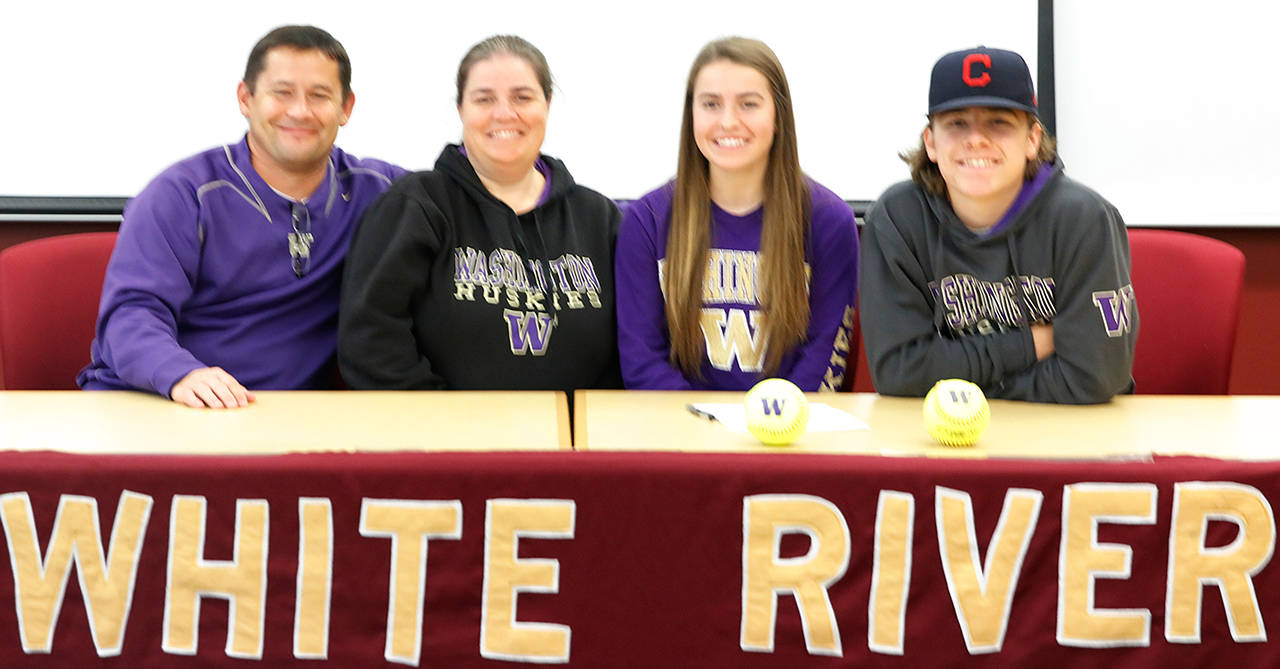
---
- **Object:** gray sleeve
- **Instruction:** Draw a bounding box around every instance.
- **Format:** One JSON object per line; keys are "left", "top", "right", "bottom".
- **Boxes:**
{"left": 858, "top": 197, "right": 1035, "bottom": 397}
{"left": 991, "top": 200, "right": 1137, "bottom": 404}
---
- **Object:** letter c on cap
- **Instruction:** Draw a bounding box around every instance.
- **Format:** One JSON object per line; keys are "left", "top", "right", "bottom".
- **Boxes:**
{"left": 962, "top": 54, "right": 992, "bottom": 87}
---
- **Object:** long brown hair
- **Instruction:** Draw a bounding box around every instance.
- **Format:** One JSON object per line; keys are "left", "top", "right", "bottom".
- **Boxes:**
{"left": 666, "top": 37, "right": 811, "bottom": 378}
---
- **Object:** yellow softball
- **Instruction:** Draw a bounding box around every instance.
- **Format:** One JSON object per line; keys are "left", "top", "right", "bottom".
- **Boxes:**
{"left": 923, "top": 379, "right": 990, "bottom": 447}
{"left": 744, "top": 378, "right": 810, "bottom": 446}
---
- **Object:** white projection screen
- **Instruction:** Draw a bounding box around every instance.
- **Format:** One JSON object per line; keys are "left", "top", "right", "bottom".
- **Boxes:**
{"left": 1053, "top": 1, "right": 1280, "bottom": 227}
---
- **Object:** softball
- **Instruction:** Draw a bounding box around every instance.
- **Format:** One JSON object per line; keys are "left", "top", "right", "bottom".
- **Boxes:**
{"left": 923, "top": 379, "right": 990, "bottom": 447}
{"left": 744, "top": 378, "right": 810, "bottom": 446}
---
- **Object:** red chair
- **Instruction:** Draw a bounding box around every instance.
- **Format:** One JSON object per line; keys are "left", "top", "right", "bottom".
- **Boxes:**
{"left": 1128, "top": 229, "right": 1245, "bottom": 394}
{"left": 0, "top": 232, "right": 118, "bottom": 389}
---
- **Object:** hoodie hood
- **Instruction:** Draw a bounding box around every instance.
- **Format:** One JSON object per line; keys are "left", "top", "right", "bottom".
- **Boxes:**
{"left": 434, "top": 144, "right": 577, "bottom": 213}
{"left": 432, "top": 144, "right": 580, "bottom": 297}
{"left": 925, "top": 158, "right": 1064, "bottom": 247}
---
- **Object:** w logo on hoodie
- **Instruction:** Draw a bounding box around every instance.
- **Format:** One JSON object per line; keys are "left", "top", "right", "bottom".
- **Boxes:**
{"left": 505, "top": 309, "right": 555, "bottom": 355}
{"left": 1091, "top": 285, "right": 1136, "bottom": 337}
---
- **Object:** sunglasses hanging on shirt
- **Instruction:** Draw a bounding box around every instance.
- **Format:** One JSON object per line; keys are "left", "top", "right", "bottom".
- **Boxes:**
{"left": 288, "top": 202, "right": 313, "bottom": 277}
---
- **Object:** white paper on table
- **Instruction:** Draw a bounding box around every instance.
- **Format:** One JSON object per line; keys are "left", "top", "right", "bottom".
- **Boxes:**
{"left": 688, "top": 403, "right": 869, "bottom": 433}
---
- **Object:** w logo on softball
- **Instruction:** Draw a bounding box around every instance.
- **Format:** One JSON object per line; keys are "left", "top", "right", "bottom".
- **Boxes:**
{"left": 760, "top": 398, "right": 786, "bottom": 416}
{"left": 504, "top": 309, "right": 555, "bottom": 355}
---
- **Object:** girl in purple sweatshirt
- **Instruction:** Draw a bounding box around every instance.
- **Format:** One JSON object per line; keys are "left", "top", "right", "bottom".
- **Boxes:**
{"left": 615, "top": 37, "right": 859, "bottom": 391}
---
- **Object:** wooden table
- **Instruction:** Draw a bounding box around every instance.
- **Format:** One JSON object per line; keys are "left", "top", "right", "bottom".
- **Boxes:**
{"left": 574, "top": 390, "right": 1280, "bottom": 460}
{"left": 0, "top": 390, "right": 571, "bottom": 454}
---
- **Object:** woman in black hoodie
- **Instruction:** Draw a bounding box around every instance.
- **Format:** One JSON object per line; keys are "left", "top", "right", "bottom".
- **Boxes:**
{"left": 339, "top": 35, "right": 622, "bottom": 393}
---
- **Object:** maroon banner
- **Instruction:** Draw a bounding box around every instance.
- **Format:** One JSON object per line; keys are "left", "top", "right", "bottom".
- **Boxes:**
{"left": 1, "top": 451, "right": 1277, "bottom": 667}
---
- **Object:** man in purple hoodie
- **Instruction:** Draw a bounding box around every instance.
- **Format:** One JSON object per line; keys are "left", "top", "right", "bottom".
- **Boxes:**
{"left": 78, "top": 25, "right": 405, "bottom": 408}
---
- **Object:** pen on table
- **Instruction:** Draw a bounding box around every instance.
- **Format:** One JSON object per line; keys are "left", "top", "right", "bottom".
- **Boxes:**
{"left": 685, "top": 404, "right": 719, "bottom": 423}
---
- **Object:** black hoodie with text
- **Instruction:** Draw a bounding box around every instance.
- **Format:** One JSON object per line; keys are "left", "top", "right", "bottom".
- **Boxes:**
{"left": 339, "top": 144, "right": 622, "bottom": 394}
{"left": 859, "top": 161, "right": 1137, "bottom": 403}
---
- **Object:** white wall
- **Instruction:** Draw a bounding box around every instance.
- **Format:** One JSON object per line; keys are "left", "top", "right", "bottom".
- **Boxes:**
{"left": 0, "top": 0, "right": 1034, "bottom": 203}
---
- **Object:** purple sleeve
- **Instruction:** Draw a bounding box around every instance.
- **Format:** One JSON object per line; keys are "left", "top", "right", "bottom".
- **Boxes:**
{"left": 93, "top": 176, "right": 208, "bottom": 396}
{"left": 614, "top": 198, "right": 694, "bottom": 390}
{"left": 782, "top": 192, "right": 860, "bottom": 391}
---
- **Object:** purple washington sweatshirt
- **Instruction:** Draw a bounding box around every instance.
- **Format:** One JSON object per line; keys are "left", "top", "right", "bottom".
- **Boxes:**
{"left": 615, "top": 179, "right": 859, "bottom": 391}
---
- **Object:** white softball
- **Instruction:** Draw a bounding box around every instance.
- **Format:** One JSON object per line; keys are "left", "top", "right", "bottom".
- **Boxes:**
{"left": 744, "top": 378, "right": 810, "bottom": 446}
{"left": 923, "top": 379, "right": 990, "bottom": 448}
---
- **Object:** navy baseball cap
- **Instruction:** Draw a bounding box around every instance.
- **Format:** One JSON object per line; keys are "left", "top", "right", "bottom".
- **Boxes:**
{"left": 928, "top": 47, "right": 1037, "bottom": 116}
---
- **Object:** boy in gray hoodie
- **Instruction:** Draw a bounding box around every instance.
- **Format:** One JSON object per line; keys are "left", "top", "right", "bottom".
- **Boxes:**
{"left": 860, "top": 46, "right": 1136, "bottom": 403}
